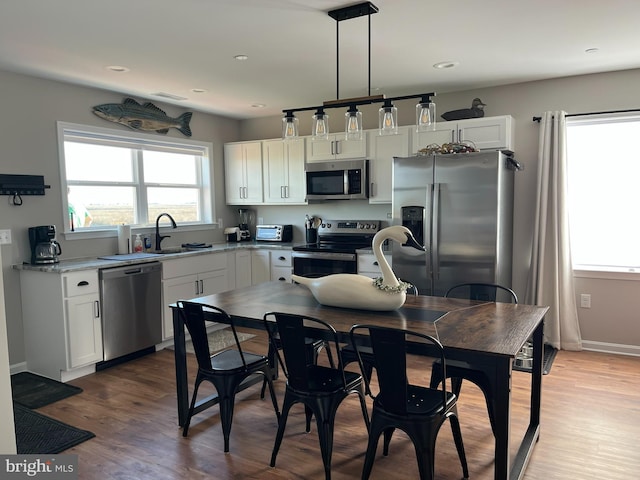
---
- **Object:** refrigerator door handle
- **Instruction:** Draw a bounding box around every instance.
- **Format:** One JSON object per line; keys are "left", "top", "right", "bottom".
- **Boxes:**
{"left": 433, "top": 183, "right": 440, "bottom": 280}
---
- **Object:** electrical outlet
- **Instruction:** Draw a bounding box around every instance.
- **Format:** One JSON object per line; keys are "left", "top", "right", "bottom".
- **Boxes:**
{"left": 0, "top": 229, "right": 11, "bottom": 245}
{"left": 387, "top": 212, "right": 392, "bottom": 219}
{"left": 580, "top": 294, "right": 591, "bottom": 308}
{"left": 218, "top": 218, "right": 223, "bottom": 229}
{"left": 258, "top": 217, "right": 264, "bottom": 225}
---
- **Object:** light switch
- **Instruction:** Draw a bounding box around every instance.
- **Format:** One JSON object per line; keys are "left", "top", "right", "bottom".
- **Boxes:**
{"left": 580, "top": 294, "right": 591, "bottom": 308}
{"left": 0, "top": 229, "right": 11, "bottom": 245}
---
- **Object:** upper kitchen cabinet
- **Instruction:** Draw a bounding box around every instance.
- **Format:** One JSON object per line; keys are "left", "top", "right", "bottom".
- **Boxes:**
{"left": 224, "top": 141, "right": 263, "bottom": 204}
{"left": 367, "top": 127, "right": 410, "bottom": 204}
{"left": 262, "top": 138, "right": 307, "bottom": 204}
{"left": 305, "top": 134, "right": 367, "bottom": 162}
{"left": 411, "top": 115, "right": 514, "bottom": 153}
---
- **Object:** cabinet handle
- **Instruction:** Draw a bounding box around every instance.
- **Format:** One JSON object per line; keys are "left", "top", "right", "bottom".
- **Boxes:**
{"left": 451, "top": 130, "right": 455, "bottom": 143}
{"left": 458, "top": 128, "right": 462, "bottom": 142}
{"left": 373, "top": 261, "right": 379, "bottom": 266}
{"left": 330, "top": 140, "right": 334, "bottom": 156}
{"left": 336, "top": 140, "right": 341, "bottom": 155}
{"left": 94, "top": 300, "right": 100, "bottom": 318}
{"left": 278, "top": 277, "right": 286, "bottom": 282}
{"left": 285, "top": 185, "right": 289, "bottom": 198}
{"left": 194, "top": 280, "right": 199, "bottom": 295}
{"left": 199, "top": 279, "right": 204, "bottom": 294}
{"left": 278, "top": 256, "right": 286, "bottom": 261}
{"left": 371, "top": 182, "right": 375, "bottom": 197}
{"left": 77, "top": 280, "right": 89, "bottom": 287}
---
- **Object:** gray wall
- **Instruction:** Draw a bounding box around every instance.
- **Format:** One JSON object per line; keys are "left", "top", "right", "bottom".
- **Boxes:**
{"left": 2, "top": 68, "right": 640, "bottom": 370}
{"left": 0, "top": 70, "right": 242, "bottom": 366}
{"left": 239, "top": 68, "right": 640, "bottom": 355}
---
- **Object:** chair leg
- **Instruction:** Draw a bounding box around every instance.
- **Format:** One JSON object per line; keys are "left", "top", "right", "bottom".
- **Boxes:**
{"left": 305, "top": 405, "right": 313, "bottom": 432}
{"left": 270, "top": 394, "right": 295, "bottom": 467}
{"left": 449, "top": 413, "right": 469, "bottom": 479}
{"left": 218, "top": 392, "right": 236, "bottom": 453}
{"left": 262, "top": 371, "right": 281, "bottom": 421}
{"left": 382, "top": 427, "right": 395, "bottom": 456}
{"left": 362, "top": 420, "right": 384, "bottom": 480}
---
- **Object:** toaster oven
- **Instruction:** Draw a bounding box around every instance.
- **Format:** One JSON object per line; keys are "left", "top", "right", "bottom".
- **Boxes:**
{"left": 255, "top": 224, "right": 293, "bottom": 242}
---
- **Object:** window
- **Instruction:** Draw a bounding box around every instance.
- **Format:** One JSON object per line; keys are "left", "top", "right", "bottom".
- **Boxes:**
{"left": 566, "top": 114, "right": 640, "bottom": 271}
{"left": 58, "top": 122, "right": 213, "bottom": 235}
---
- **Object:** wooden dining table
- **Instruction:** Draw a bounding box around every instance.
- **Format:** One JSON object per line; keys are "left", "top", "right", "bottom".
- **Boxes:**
{"left": 170, "top": 281, "right": 548, "bottom": 480}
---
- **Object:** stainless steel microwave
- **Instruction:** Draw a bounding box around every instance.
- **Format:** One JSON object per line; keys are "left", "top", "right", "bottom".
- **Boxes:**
{"left": 305, "top": 159, "right": 369, "bottom": 200}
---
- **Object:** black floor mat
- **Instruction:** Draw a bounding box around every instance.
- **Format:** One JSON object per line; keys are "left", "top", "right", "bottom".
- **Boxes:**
{"left": 512, "top": 344, "right": 558, "bottom": 375}
{"left": 13, "top": 403, "right": 95, "bottom": 454}
{"left": 11, "top": 372, "right": 82, "bottom": 409}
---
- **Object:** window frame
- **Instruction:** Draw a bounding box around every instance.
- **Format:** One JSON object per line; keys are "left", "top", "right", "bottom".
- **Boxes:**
{"left": 57, "top": 121, "right": 215, "bottom": 240}
{"left": 566, "top": 112, "right": 640, "bottom": 276}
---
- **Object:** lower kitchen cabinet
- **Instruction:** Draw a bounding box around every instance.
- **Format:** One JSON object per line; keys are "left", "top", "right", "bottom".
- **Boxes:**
{"left": 20, "top": 269, "right": 103, "bottom": 382}
{"left": 270, "top": 250, "right": 292, "bottom": 283}
{"left": 162, "top": 253, "right": 228, "bottom": 340}
{"left": 251, "top": 248, "right": 292, "bottom": 284}
{"left": 251, "top": 250, "right": 270, "bottom": 285}
{"left": 357, "top": 252, "right": 392, "bottom": 279}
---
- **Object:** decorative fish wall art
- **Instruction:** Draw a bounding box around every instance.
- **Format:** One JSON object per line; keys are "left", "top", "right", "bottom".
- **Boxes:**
{"left": 92, "top": 98, "right": 192, "bottom": 136}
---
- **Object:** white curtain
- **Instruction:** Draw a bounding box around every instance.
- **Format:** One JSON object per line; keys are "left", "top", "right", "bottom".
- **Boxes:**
{"left": 525, "top": 111, "right": 582, "bottom": 350}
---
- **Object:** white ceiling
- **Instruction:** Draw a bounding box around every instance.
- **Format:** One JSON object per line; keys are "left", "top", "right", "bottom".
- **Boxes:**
{"left": 2, "top": 0, "right": 639, "bottom": 120}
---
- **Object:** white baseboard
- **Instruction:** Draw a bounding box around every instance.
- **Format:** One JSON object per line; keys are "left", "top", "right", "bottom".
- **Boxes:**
{"left": 9, "top": 362, "right": 27, "bottom": 376}
{"left": 581, "top": 340, "right": 640, "bottom": 357}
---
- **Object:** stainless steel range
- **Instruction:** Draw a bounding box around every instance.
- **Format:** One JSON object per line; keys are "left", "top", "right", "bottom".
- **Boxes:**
{"left": 292, "top": 220, "right": 381, "bottom": 278}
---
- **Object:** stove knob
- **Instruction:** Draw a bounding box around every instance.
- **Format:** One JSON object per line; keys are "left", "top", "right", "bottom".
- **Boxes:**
{"left": 326, "top": 223, "right": 331, "bottom": 228}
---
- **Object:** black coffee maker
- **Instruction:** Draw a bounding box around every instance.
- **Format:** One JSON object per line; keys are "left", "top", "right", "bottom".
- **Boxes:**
{"left": 28, "top": 225, "right": 62, "bottom": 264}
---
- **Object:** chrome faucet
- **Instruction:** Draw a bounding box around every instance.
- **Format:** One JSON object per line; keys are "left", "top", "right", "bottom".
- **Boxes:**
{"left": 155, "top": 213, "right": 177, "bottom": 250}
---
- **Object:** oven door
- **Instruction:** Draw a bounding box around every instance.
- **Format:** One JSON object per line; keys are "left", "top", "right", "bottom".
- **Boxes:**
{"left": 292, "top": 251, "right": 357, "bottom": 278}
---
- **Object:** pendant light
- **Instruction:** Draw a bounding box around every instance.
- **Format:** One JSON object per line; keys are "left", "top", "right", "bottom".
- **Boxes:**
{"left": 281, "top": 2, "right": 437, "bottom": 140}
{"left": 345, "top": 105, "right": 363, "bottom": 140}
{"left": 378, "top": 99, "right": 398, "bottom": 135}
{"left": 311, "top": 108, "right": 329, "bottom": 140}
{"left": 416, "top": 95, "right": 436, "bottom": 132}
{"left": 282, "top": 111, "right": 299, "bottom": 139}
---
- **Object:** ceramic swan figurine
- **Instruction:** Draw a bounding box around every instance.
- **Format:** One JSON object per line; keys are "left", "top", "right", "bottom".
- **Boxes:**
{"left": 292, "top": 225, "right": 425, "bottom": 311}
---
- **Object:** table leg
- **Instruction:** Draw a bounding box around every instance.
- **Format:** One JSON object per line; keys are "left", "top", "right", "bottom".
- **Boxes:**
{"left": 172, "top": 307, "right": 189, "bottom": 427}
{"left": 491, "top": 357, "right": 513, "bottom": 480}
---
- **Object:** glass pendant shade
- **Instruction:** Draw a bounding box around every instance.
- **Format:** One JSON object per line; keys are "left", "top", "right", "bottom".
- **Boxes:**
{"left": 378, "top": 102, "right": 398, "bottom": 135}
{"left": 311, "top": 109, "right": 329, "bottom": 140}
{"left": 345, "top": 106, "right": 363, "bottom": 140}
{"left": 282, "top": 113, "right": 299, "bottom": 139}
{"left": 416, "top": 101, "right": 436, "bottom": 132}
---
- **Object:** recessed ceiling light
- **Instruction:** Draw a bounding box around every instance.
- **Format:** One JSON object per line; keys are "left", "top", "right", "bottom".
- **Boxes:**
{"left": 152, "top": 92, "right": 188, "bottom": 101}
{"left": 585, "top": 48, "right": 599, "bottom": 54}
{"left": 192, "top": 88, "right": 207, "bottom": 93}
{"left": 106, "top": 65, "right": 130, "bottom": 72}
{"left": 433, "top": 61, "right": 459, "bottom": 69}
{"left": 234, "top": 54, "right": 249, "bottom": 61}
{"left": 251, "top": 103, "right": 266, "bottom": 108}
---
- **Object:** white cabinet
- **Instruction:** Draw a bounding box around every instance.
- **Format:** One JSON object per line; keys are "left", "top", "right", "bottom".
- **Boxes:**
{"left": 251, "top": 250, "right": 271, "bottom": 285}
{"left": 411, "top": 115, "right": 513, "bottom": 153}
{"left": 162, "top": 253, "right": 228, "bottom": 340}
{"left": 270, "top": 250, "right": 292, "bottom": 283}
{"left": 305, "top": 134, "right": 367, "bottom": 162}
{"left": 251, "top": 248, "right": 292, "bottom": 284}
{"left": 262, "top": 138, "right": 307, "bottom": 204}
{"left": 234, "top": 250, "right": 252, "bottom": 289}
{"left": 20, "top": 269, "right": 103, "bottom": 381}
{"left": 367, "top": 127, "right": 410, "bottom": 204}
{"left": 224, "top": 141, "right": 263, "bottom": 204}
{"left": 357, "top": 252, "right": 392, "bottom": 279}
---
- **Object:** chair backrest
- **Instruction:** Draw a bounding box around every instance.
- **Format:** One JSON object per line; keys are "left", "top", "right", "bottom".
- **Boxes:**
{"left": 177, "top": 301, "right": 248, "bottom": 370}
{"left": 263, "top": 312, "right": 342, "bottom": 391}
{"left": 349, "top": 324, "right": 448, "bottom": 414}
{"left": 445, "top": 282, "right": 518, "bottom": 304}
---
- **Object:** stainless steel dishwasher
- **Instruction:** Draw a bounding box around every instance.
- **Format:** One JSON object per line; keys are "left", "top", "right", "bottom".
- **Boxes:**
{"left": 99, "top": 262, "right": 162, "bottom": 361}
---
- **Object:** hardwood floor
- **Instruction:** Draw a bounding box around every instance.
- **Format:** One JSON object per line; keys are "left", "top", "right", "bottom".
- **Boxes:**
{"left": 37, "top": 330, "right": 640, "bottom": 479}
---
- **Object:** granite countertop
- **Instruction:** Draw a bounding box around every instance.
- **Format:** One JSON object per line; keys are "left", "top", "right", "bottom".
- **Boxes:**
{"left": 13, "top": 241, "right": 294, "bottom": 273}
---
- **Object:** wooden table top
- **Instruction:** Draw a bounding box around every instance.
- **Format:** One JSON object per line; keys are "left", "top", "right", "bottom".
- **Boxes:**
{"left": 180, "top": 281, "right": 549, "bottom": 358}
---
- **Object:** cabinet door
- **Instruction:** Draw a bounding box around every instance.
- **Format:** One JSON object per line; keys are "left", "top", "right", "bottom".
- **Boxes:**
{"left": 306, "top": 134, "right": 367, "bottom": 162}
{"left": 270, "top": 250, "right": 292, "bottom": 283}
{"left": 411, "top": 123, "right": 457, "bottom": 154}
{"left": 251, "top": 250, "right": 270, "bottom": 285}
{"left": 224, "top": 142, "right": 263, "bottom": 204}
{"left": 262, "top": 140, "right": 287, "bottom": 203}
{"left": 357, "top": 253, "right": 392, "bottom": 279}
{"left": 368, "top": 128, "right": 409, "bottom": 203}
{"left": 458, "top": 116, "right": 512, "bottom": 150}
{"left": 235, "top": 250, "right": 252, "bottom": 289}
{"left": 66, "top": 293, "right": 103, "bottom": 368}
{"left": 284, "top": 139, "right": 306, "bottom": 203}
{"left": 162, "top": 274, "right": 198, "bottom": 340}
{"left": 200, "top": 269, "right": 228, "bottom": 296}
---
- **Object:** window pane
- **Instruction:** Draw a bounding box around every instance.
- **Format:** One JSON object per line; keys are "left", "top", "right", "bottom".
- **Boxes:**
{"left": 65, "top": 142, "right": 133, "bottom": 182}
{"left": 567, "top": 118, "right": 640, "bottom": 268}
{"left": 143, "top": 151, "right": 197, "bottom": 184}
{"left": 68, "top": 186, "right": 136, "bottom": 228}
{"left": 147, "top": 187, "right": 199, "bottom": 223}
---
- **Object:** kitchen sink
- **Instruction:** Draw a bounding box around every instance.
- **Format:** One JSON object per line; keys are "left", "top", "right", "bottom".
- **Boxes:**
{"left": 150, "top": 243, "right": 213, "bottom": 254}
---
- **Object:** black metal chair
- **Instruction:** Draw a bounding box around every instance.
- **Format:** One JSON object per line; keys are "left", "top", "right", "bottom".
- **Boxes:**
{"left": 263, "top": 312, "right": 370, "bottom": 480}
{"left": 177, "top": 301, "right": 280, "bottom": 452}
{"left": 349, "top": 324, "right": 469, "bottom": 480}
{"left": 430, "top": 282, "right": 518, "bottom": 436}
{"left": 340, "top": 284, "right": 419, "bottom": 391}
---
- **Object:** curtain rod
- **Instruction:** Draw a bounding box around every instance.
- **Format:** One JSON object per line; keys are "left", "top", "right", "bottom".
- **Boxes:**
{"left": 532, "top": 108, "right": 640, "bottom": 122}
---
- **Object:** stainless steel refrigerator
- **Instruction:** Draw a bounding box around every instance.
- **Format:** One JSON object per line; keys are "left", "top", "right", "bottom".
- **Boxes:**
{"left": 392, "top": 151, "right": 518, "bottom": 298}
